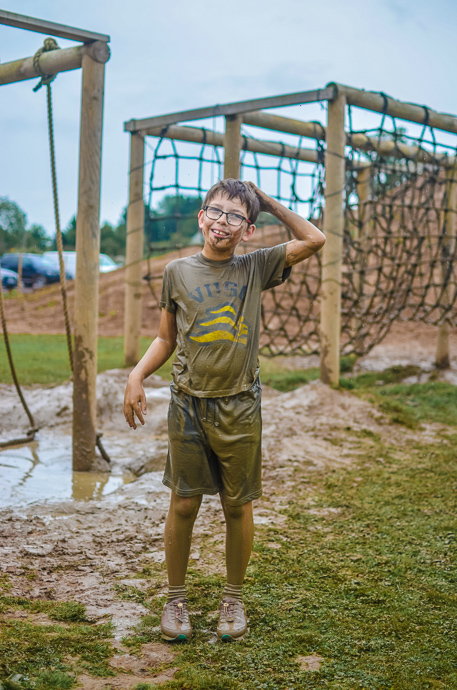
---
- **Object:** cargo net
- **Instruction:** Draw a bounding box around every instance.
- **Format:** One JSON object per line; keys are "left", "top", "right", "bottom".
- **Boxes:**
{"left": 144, "top": 108, "right": 457, "bottom": 357}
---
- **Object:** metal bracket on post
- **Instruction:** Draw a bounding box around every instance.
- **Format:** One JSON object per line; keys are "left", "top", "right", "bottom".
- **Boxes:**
{"left": 320, "top": 92, "right": 347, "bottom": 385}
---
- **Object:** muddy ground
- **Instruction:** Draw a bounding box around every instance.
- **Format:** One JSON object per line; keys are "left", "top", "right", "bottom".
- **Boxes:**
{"left": 1, "top": 323, "right": 456, "bottom": 687}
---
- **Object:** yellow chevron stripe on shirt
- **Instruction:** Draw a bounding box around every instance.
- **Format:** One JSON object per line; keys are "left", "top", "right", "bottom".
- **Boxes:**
{"left": 189, "top": 330, "right": 248, "bottom": 345}
{"left": 210, "top": 305, "right": 237, "bottom": 317}
{"left": 200, "top": 316, "right": 236, "bottom": 328}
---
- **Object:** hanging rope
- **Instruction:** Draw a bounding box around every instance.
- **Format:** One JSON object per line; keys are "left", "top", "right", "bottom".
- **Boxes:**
{"left": 0, "top": 286, "right": 38, "bottom": 448}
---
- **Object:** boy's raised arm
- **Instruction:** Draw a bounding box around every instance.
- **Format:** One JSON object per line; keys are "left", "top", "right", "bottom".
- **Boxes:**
{"left": 248, "top": 182, "right": 326, "bottom": 266}
{"left": 123, "top": 308, "right": 177, "bottom": 429}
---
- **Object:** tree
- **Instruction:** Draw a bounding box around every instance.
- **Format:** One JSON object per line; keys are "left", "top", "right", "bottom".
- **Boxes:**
{"left": 148, "top": 194, "right": 202, "bottom": 244}
{"left": 100, "top": 221, "right": 126, "bottom": 258}
{"left": 0, "top": 197, "right": 27, "bottom": 253}
{"left": 27, "top": 224, "right": 51, "bottom": 252}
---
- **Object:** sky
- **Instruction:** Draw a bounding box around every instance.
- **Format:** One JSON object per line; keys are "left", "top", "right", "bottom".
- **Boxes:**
{"left": 1, "top": 0, "right": 457, "bottom": 235}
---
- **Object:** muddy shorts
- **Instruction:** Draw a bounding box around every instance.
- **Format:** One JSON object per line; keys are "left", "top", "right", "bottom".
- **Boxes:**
{"left": 163, "top": 379, "right": 262, "bottom": 506}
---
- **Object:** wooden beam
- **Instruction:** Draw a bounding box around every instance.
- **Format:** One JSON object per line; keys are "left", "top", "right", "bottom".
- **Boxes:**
{"left": 320, "top": 93, "right": 346, "bottom": 385}
{"left": 244, "top": 111, "right": 326, "bottom": 140}
{"left": 124, "top": 133, "right": 145, "bottom": 367}
{"left": 332, "top": 82, "right": 457, "bottom": 135}
{"left": 123, "top": 86, "right": 334, "bottom": 132}
{"left": 73, "top": 54, "right": 106, "bottom": 471}
{"left": 0, "top": 41, "right": 110, "bottom": 86}
{"left": 244, "top": 110, "right": 450, "bottom": 165}
{"left": 0, "top": 10, "right": 110, "bottom": 43}
{"left": 142, "top": 124, "right": 320, "bottom": 164}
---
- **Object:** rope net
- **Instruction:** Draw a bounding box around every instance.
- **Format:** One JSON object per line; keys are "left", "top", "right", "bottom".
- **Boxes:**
{"left": 144, "top": 107, "right": 457, "bottom": 357}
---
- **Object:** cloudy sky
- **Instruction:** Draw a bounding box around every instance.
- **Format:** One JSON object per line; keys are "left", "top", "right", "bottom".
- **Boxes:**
{"left": 1, "top": 0, "right": 456, "bottom": 234}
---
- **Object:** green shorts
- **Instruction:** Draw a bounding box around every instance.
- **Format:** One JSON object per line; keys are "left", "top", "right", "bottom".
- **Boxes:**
{"left": 163, "top": 379, "right": 262, "bottom": 506}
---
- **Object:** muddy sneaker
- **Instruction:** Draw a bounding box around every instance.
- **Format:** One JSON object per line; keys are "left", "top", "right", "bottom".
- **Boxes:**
{"left": 161, "top": 598, "right": 192, "bottom": 641}
{"left": 217, "top": 597, "right": 248, "bottom": 641}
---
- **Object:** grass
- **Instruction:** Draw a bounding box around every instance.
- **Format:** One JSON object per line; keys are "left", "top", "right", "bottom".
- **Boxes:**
{"left": 115, "top": 424, "right": 457, "bottom": 689}
{"left": 340, "top": 365, "right": 457, "bottom": 429}
{"left": 0, "top": 599, "right": 114, "bottom": 687}
{"left": 0, "top": 335, "right": 173, "bottom": 386}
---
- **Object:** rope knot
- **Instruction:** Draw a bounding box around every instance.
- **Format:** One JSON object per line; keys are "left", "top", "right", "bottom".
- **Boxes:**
{"left": 32, "top": 37, "right": 61, "bottom": 92}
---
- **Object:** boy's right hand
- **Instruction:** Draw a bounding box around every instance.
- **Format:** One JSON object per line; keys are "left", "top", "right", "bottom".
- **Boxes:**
{"left": 123, "top": 373, "right": 147, "bottom": 430}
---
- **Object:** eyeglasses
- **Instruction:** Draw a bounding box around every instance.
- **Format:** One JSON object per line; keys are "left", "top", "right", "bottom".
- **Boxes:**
{"left": 203, "top": 206, "right": 251, "bottom": 227}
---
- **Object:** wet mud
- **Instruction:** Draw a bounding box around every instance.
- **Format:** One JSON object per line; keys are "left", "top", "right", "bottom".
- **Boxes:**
{"left": 1, "top": 328, "right": 456, "bottom": 685}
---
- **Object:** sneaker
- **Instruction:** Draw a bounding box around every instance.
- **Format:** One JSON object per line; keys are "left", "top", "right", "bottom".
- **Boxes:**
{"left": 217, "top": 597, "right": 248, "bottom": 641}
{"left": 161, "top": 598, "right": 192, "bottom": 641}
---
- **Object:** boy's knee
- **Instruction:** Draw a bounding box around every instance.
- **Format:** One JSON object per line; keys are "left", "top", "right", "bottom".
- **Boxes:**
{"left": 222, "top": 500, "right": 252, "bottom": 521}
{"left": 171, "top": 493, "right": 202, "bottom": 521}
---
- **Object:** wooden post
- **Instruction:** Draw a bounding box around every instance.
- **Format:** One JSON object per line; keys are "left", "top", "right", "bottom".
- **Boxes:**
{"left": 124, "top": 133, "right": 145, "bottom": 367}
{"left": 320, "top": 94, "right": 346, "bottom": 385}
{"left": 351, "top": 165, "right": 371, "bottom": 344}
{"left": 224, "top": 115, "right": 242, "bottom": 179}
{"left": 72, "top": 53, "right": 106, "bottom": 471}
{"left": 436, "top": 166, "right": 457, "bottom": 369}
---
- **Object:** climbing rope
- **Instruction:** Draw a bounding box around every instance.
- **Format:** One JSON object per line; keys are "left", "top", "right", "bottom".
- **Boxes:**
{"left": 0, "top": 286, "right": 38, "bottom": 448}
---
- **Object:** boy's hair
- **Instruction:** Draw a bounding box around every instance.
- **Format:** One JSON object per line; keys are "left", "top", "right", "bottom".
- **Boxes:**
{"left": 202, "top": 179, "right": 260, "bottom": 224}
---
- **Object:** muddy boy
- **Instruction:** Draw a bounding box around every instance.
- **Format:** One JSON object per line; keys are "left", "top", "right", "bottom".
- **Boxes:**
{"left": 123, "top": 179, "right": 325, "bottom": 641}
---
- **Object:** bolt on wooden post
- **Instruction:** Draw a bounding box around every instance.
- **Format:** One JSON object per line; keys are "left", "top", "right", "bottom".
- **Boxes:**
{"left": 436, "top": 164, "right": 457, "bottom": 369}
{"left": 320, "top": 93, "right": 347, "bottom": 385}
{"left": 72, "top": 53, "right": 106, "bottom": 471}
{"left": 124, "top": 132, "right": 145, "bottom": 367}
{"left": 224, "top": 115, "right": 242, "bottom": 179}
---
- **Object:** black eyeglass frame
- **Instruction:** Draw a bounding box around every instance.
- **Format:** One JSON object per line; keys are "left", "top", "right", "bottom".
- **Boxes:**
{"left": 203, "top": 206, "right": 252, "bottom": 227}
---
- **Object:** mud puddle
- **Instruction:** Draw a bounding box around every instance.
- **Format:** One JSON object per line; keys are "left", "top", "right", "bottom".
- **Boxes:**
{"left": 0, "top": 432, "right": 135, "bottom": 507}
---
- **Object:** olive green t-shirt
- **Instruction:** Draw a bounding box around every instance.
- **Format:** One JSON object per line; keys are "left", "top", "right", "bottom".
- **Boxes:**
{"left": 159, "top": 244, "right": 291, "bottom": 397}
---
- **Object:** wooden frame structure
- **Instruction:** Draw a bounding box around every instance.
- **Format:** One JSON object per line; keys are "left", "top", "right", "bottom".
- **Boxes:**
{"left": 123, "top": 84, "right": 457, "bottom": 384}
{"left": 0, "top": 10, "right": 110, "bottom": 471}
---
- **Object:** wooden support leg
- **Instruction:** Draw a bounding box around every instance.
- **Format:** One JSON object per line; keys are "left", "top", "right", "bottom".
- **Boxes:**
{"left": 224, "top": 115, "right": 242, "bottom": 179}
{"left": 320, "top": 94, "right": 346, "bottom": 385}
{"left": 124, "top": 133, "right": 145, "bottom": 367}
{"left": 72, "top": 55, "right": 105, "bottom": 471}
{"left": 436, "top": 166, "right": 457, "bottom": 369}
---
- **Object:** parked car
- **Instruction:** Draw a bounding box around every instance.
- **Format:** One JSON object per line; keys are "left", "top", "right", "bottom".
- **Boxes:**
{"left": 42, "top": 251, "right": 76, "bottom": 280}
{"left": 0, "top": 253, "right": 60, "bottom": 288}
{"left": 43, "top": 251, "right": 121, "bottom": 279}
{"left": 1, "top": 267, "right": 19, "bottom": 291}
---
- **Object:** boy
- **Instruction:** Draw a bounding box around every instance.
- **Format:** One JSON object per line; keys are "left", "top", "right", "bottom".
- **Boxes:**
{"left": 123, "top": 179, "right": 325, "bottom": 641}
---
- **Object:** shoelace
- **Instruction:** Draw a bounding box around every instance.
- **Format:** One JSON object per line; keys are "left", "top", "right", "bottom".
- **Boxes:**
{"left": 173, "top": 601, "right": 188, "bottom": 623}
{"left": 221, "top": 600, "right": 236, "bottom": 622}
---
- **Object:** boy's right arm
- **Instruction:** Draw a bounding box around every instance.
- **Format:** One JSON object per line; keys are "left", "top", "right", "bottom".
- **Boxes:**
{"left": 123, "top": 308, "right": 177, "bottom": 429}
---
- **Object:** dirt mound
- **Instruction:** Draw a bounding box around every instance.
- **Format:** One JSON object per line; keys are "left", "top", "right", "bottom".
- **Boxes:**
{"left": 1, "top": 225, "right": 285, "bottom": 337}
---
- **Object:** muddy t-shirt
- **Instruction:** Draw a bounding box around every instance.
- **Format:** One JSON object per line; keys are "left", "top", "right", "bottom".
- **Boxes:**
{"left": 159, "top": 244, "right": 291, "bottom": 397}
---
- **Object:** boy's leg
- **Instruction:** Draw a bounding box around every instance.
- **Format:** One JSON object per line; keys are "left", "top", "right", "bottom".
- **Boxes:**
{"left": 161, "top": 491, "right": 202, "bottom": 641}
{"left": 221, "top": 498, "right": 254, "bottom": 585}
{"left": 164, "top": 491, "right": 202, "bottom": 586}
{"left": 217, "top": 498, "right": 254, "bottom": 640}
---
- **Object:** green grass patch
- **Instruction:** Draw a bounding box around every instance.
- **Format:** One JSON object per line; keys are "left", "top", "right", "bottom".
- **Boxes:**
{"left": 340, "top": 366, "right": 457, "bottom": 428}
{"left": 0, "top": 598, "right": 114, "bottom": 686}
{"left": 127, "top": 430, "right": 457, "bottom": 689}
{"left": 0, "top": 335, "right": 173, "bottom": 386}
{"left": 259, "top": 355, "right": 356, "bottom": 393}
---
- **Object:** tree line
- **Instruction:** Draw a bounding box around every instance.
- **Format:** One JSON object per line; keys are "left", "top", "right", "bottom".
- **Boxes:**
{"left": 0, "top": 195, "right": 203, "bottom": 258}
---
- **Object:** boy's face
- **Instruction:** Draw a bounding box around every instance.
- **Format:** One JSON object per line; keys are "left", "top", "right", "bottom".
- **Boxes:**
{"left": 198, "top": 193, "right": 255, "bottom": 258}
